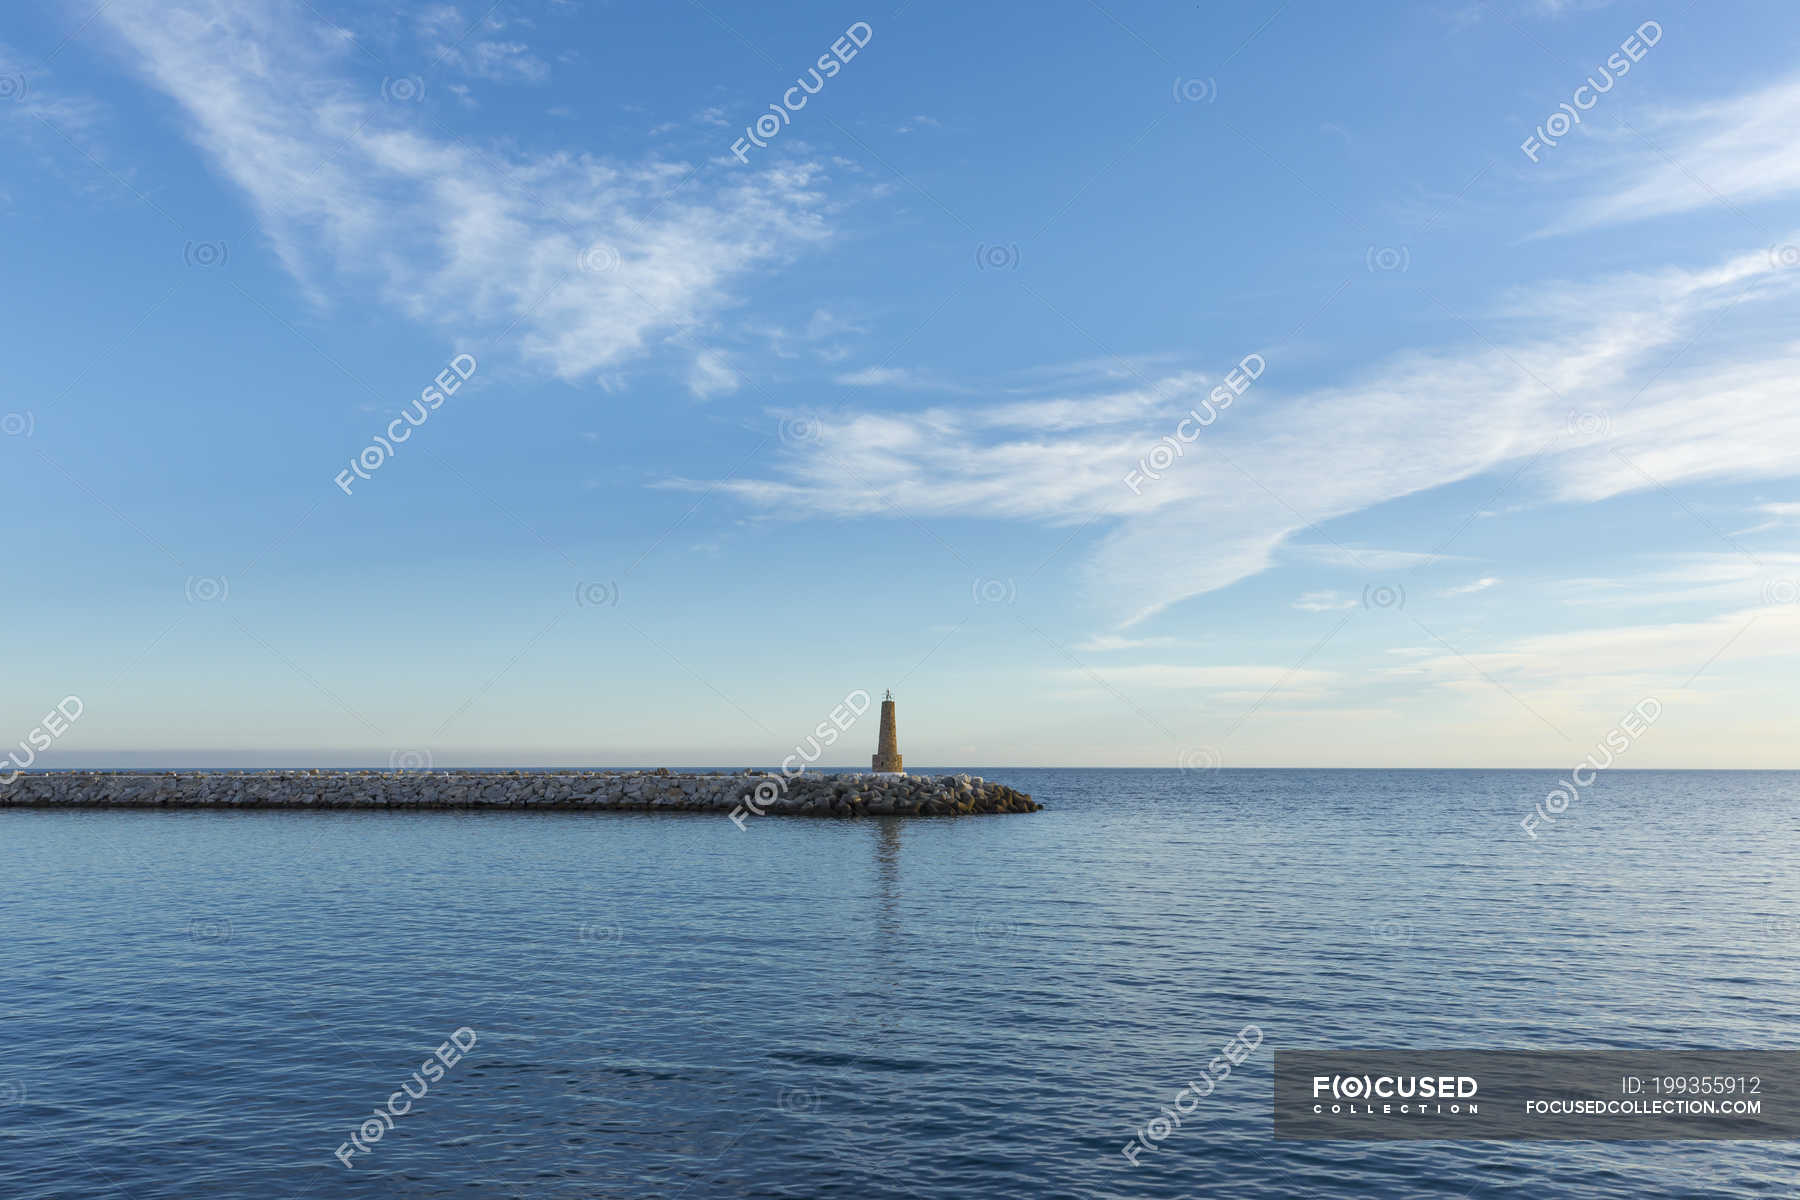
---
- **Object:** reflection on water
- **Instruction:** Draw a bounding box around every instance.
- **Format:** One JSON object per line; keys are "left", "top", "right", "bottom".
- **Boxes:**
{"left": 3, "top": 769, "right": 1799, "bottom": 1199}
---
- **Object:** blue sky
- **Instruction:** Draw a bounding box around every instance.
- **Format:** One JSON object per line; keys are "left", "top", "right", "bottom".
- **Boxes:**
{"left": 2, "top": 0, "right": 1798, "bottom": 768}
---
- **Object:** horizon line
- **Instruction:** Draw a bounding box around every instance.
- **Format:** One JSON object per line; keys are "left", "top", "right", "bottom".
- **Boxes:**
{"left": 15, "top": 763, "right": 1800, "bottom": 773}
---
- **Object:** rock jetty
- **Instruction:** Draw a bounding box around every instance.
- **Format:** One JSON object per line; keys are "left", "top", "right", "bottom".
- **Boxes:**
{"left": 0, "top": 770, "right": 1039, "bottom": 818}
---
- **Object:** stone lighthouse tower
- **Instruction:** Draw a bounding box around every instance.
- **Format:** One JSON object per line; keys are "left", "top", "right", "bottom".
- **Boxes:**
{"left": 871, "top": 690, "right": 903, "bottom": 774}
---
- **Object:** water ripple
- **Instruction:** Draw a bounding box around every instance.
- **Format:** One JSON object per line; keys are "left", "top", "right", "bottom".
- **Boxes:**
{"left": 2, "top": 769, "right": 1798, "bottom": 1197}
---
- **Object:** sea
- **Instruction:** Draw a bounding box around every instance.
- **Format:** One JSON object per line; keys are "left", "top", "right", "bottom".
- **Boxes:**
{"left": 3, "top": 768, "right": 1797, "bottom": 1198}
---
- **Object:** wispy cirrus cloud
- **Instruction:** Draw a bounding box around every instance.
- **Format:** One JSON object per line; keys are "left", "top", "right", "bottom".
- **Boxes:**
{"left": 1529, "top": 0, "right": 1620, "bottom": 16}
{"left": 1546, "top": 74, "right": 1800, "bottom": 235}
{"left": 1559, "top": 553, "right": 1800, "bottom": 611}
{"left": 833, "top": 365, "right": 963, "bottom": 390}
{"left": 1442, "top": 577, "right": 1501, "bottom": 596}
{"left": 0, "top": 39, "right": 109, "bottom": 158}
{"left": 1293, "top": 590, "right": 1358, "bottom": 612}
{"left": 1287, "top": 545, "right": 1465, "bottom": 570}
{"left": 1391, "top": 603, "right": 1800, "bottom": 706}
{"left": 685, "top": 349, "right": 739, "bottom": 398}
{"left": 1071, "top": 633, "right": 1187, "bottom": 652}
{"left": 417, "top": 5, "right": 551, "bottom": 84}
{"left": 1053, "top": 663, "right": 1338, "bottom": 695}
{"left": 1733, "top": 501, "right": 1800, "bottom": 536}
{"left": 695, "top": 231, "right": 1800, "bottom": 629}
{"left": 88, "top": 0, "right": 835, "bottom": 385}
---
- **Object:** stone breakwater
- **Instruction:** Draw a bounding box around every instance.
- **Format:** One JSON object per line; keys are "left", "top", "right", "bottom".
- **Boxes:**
{"left": 0, "top": 770, "right": 1039, "bottom": 818}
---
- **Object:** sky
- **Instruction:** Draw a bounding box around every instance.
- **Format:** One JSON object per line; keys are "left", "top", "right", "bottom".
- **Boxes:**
{"left": 2, "top": 0, "right": 1797, "bottom": 769}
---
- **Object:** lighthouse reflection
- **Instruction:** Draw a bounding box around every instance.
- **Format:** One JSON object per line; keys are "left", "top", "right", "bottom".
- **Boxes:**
{"left": 856, "top": 817, "right": 908, "bottom": 1042}
{"left": 873, "top": 817, "right": 903, "bottom": 940}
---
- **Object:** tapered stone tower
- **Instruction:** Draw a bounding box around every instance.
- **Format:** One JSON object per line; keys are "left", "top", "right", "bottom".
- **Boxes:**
{"left": 871, "top": 689, "right": 903, "bottom": 774}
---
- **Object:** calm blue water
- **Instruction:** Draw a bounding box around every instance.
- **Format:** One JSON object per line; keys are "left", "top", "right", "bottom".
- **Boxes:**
{"left": 3, "top": 769, "right": 1798, "bottom": 1198}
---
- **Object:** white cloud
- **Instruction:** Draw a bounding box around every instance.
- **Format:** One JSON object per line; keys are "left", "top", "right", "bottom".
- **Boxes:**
{"left": 694, "top": 232, "right": 1800, "bottom": 633}
{"left": 835, "top": 366, "right": 932, "bottom": 388}
{"left": 1055, "top": 664, "right": 1338, "bottom": 692}
{"left": 418, "top": 5, "right": 550, "bottom": 84}
{"left": 1548, "top": 347, "right": 1800, "bottom": 503}
{"left": 1530, "top": 0, "right": 1619, "bottom": 15}
{"left": 0, "top": 40, "right": 109, "bottom": 154}
{"left": 1548, "top": 74, "right": 1800, "bottom": 234}
{"left": 1442, "top": 577, "right": 1501, "bottom": 596}
{"left": 701, "top": 230, "right": 1800, "bottom": 627}
{"left": 1559, "top": 553, "right": 1800, "bottom": 611}
{"left": 1734, "top": 500, "right": 1800, "bottom": 535}
{"left": 1071, "top": 634, "right": 1184, "bottom": 652}
{"left": 1293, "top": 590, "right": 1357, "bottom": 611}
{"left": 466, "top": 41, "right": 551, "bottom": 84}
{"left": 831, "top": 363, "right": 992, "bottom": 392}
{"left": 753, "top": 307, "right": 866, "bottom": 362}
{"left": 1397, "top": 604, "right": 1800, "bottom": 708}
{"left": 1288, "top": 544, "right": 1463, "bottom": 570}
{"left": 686, "top": 349, "right": 739, "bottom": 398}
{"left": 91, "top": 0, "right": 834, "bottom": 384}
